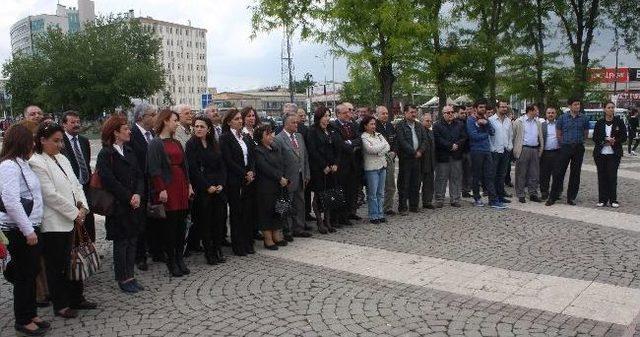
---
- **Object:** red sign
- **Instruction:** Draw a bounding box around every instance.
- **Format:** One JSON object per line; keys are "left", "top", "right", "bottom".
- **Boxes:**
{"left": 589, "top": 67, "right": 629, "bottom": 83}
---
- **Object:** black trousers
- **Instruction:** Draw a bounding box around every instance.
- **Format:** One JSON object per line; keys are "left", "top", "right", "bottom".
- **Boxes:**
{"left": 461, "top": 152, "right": 472, "bottom": 193}
{"left": 159, "top": 210, "right": 188, "bottom": 262}
{"left": 470, "top": 152, "right": 497, "bottom": 202}
{"left": 304, "top": 185, "right": 312, "bottom": 216}
{"left": 397, "top": 157, "right": 421, "bottom": 210}
{"left": 82, "top": 184, "right": 96, "bottom": 243}
{"left": 194, "top": 192, "right": 226, "bottom": 252}
{"left": 227, "top": 184, "right": 254, "bottom": 253}
{"left": 492, "top": 152, "right": 509, "bottom": 199}
{"left": 338, "top": 165, "right": 360, "bottom": 219}
{"left": 550, "top": 143, "right": 585, "bottom": 202}
{"left": 595, "top": 154, "right": 621, "bottom": 204}
{"left": 41, "top": 231, "right": 84, "bottom": 311}
{"left": 421, "top": 169, "right": 434, "bottom": 206}
{"left": 504, "top": 151, "right": 513, "bottom": 185}
{"left": 5, "top": 229, "right": 40, "bottom": 325}
{"left": 113, "top": 236, "right": 137, "bottom": 282}
{"left": 628, "top": 133, "right": 640, "bottom": 153}
{"left": 539, "top": 150, "right": 559, "bottom": 198}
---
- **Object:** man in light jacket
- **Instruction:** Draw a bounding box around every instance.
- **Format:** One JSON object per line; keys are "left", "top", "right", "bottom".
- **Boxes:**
{"left": 274, "top": 113, "right": 312, "bottom": 238}
{"left": 512, "top": 105, "right": 545, "bottom": 203}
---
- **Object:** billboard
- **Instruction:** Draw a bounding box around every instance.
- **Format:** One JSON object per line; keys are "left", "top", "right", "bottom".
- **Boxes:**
{"left": 589, "top": 67, "right": 630, "bottom": 83}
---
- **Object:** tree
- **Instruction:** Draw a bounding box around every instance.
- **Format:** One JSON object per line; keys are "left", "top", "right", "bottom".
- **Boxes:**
{"left": 292, "top": 73, "right": 316, "bottom": 94}
{"left": 2, "top": 17, "right": 165, "bottom": 119}
{"left": 341, "top": 61, "right": 381, "bottom": 107}
{"left": 550, "top": 0, "right": 640, "bottom": 99}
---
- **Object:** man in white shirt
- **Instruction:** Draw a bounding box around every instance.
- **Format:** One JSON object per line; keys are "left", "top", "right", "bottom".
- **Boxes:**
{"left": 488, "top": 101, "right": 513, "bottom": 204}
{"left": 205, "top": 105, "right": 224, "bottom": 141}
{"left": 540, "top": 107, "right": 560, "bottom": 200}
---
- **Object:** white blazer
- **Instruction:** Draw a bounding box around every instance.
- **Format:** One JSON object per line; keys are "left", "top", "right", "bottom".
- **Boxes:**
{"left": 29, "top": 153, "right": 87, "bottom": 233}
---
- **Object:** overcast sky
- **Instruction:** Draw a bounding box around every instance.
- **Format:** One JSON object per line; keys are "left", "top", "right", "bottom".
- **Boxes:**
{"left": 1, "top": 0, "right": 637, "bottom": 93}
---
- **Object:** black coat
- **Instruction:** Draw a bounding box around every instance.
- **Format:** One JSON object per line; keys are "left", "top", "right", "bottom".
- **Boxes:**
{"left": 96, "top": 145, "right": 144, "bottom": 241}
{"left": 219, "top": 131, "right": 256, "bottom": 188}
{"left": 330, "top": 119, "right": 362, "bottom": 174}
{"left": 422, "top": 127, "right": 436, "bottom": 173}
{"left": 254, "top": 145, "right": 286, "bottom": 230}
{"left": 433, "top": 119, "right": 468, "bottom": 163}
{"left": 61, "top": 133, "right": 92, "bottom": 183}
{"left": 593, "top": 117, "right": 627, "bottom": 158}
{"left": 395, "top": 119, "right": 427, "bottom": 160}
{"left": 306, "top": 126, "right": 340, "bottom": 192}
{"left": 185, "top": 137, "right": 227, "bottom": 194}
{"left": 127, "top": 124, "right": 153, "bottom": 176}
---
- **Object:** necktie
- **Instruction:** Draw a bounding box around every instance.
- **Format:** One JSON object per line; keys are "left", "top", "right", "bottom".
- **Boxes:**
{"left": 237, "top": 130, "right": 243, "bottom": 140}
{"left": 145, "top": 131, "right": 152, "bottom": 143}
{"left": 290, "top": 133, "right": 299, "bottom": 149}
{"left": 215, "top": 126, "right": 221, "bottom": 141}
{"left": 344, "top": 123, "right": 352, "bottom": 139}
{"left": 72, "top": 136, "right": 89, "bottom": 184}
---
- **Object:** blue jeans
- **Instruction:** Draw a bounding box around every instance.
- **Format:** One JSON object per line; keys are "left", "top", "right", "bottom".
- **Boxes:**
{"left": 365, "top": 168, "right": 386, "bottom": 220}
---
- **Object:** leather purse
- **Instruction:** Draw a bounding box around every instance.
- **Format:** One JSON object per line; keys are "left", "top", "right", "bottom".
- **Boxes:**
{"left": 147, "top": 202, "right": 166, "bottom": 219}
{"left": 88, "top": 171, "right": 114, "bottom": 216}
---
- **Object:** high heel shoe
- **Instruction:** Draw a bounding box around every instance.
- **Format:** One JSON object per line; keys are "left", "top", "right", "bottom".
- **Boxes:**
{"left": 263, "top": 242, "right": 279, "bottom": 250}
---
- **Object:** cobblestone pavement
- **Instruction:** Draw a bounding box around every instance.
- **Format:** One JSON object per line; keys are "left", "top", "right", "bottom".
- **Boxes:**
{"left": 1, "top": 144, "right": 640, "bottom": 336}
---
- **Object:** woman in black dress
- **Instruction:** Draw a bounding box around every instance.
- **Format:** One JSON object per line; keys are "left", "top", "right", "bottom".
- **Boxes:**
{"left": 96, "top": 114, "right": 145, "bottom": 293}
{"left": 306, "top": 106, "right": 340, "bottom": 234}
{"left": 185, "top": 115, "right": 227, "bottom": 265}
{"left": 253, "top": 124, "right": 289, "bottom": 249}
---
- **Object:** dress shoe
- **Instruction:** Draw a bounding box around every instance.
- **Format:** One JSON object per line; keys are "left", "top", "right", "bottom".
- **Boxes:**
{"left": 71, "top": 300, "right": 97, "bottom": 310}
{"left": 215, "top": 249, "right": 226, "bottom": 263}
{"left": 384, "top": 210, "right": 396, "bottom": 215}
{"left": 176, "top": 256, "right": 190, "bottom": 275}
{"left": 530, "top": 195, "right": 542, "bottom": 202}
{"left": 246, "top": 247, "right": 256, "bottom": 254}
{"left": 205, "top": 251, "right": 218, "bottom": 265}
{"left": 545, "top": 199, "right": 555, "bottom": 206}
{"left": 119, "top": 281, "right": 139, "bottom": 294}
{"left": 379, "top": 218, "right": 387, "bottom": 223}
{"left": 518, "top": 197, "right": 526, "bottom": 203}
{"left": 423, "top": 204, "right": 435, "bottom": 209}
{"left": 152, "top": 255, "right": 166, "bottom": 263}
{"left": 305, "top": 214, "right": 317, "bottom": 221}
{"left": 275, "top": 240, "right": 288, "bottom": 247}
{"left": 132, "top": 280, "right": 145, "bottom": 291}
{"left": 55, "top": 308, "right": 78, "bottom": 319}
{"left": 341, "top": 219, "right": 354, "bottom": 226}
{"left": 293, "top": 231, "right": 312, "bottom": 238}
{"left": 462, "top": 192, "right": 473, "bottom": 198}
{"left": 317, "top": 225, "right": 328, "bottom": 234}
{"left": 505, "top": 182, "right": 514, "bottom": 187}
{"left": 136, "top": 260, "right": 148, "bottom": 271}
{"left": 409, "top": 208, "right": 420, "bottom": 213}
{"left": 233, "top": 250, "right": 247, "bottom": 257}
{"left": 284, "top": 234, "right": 294, "bottom": 242}
{"left": 348, "top": 214, "right": 362, "bottom": 220}
{"left": 499, "top": 198, "right": 511, "bottom": 203}
{"left": 450, "top": 202, "right": 461, "bottom": 207}
{"left": 332, "top": 222, "right": 343, "bottom": 228}
{"left": 567, "top": 199, "right": 576, "bottom": 206}
{"left": 221, "top": 238, "right": 232, "bottom": 247}
{"left": 434, "top": 202, "right": 444, "bottom": 208}
{"left": 254, "top": 232, "right": 264, "bottom": 241}
{"left": 369, "top": 219, "right": 380, "bottom": 224}
{"left": 398, "top": 210, "right": 408, "bottom": 216}
{"left": 183, "top": 250, "right": 192, "bottom": 257}
{"left": 264, "top": 243, "right": 279, "bottom": 250}
{"left": 15, "top": 323, "right": 48, "bottom": 336}
{"left": 541, "top": 194, "right": 548, "bottom": 201}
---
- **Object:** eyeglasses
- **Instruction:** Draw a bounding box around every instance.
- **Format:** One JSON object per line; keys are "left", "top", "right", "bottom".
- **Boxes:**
{"left": 443, "top": 111, "right": 453, "bottom": 114}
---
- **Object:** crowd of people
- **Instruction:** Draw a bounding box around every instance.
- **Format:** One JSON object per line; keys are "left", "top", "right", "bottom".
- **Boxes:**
{"left": 0, "top": 97, "right": 633, "bottom": 336}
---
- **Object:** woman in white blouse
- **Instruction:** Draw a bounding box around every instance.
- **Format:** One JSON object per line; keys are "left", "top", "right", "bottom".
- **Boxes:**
{"left": 0, "top": 124, "right": 48, "bottom": 336}
{"left": 29, "top": 123, "right": 94, "bottom": 319}
{"left": 592, "top": 101, "right": 627, "bottom": 208}
{"left": 360, "top": 115, "right": 390, "bottom": 224}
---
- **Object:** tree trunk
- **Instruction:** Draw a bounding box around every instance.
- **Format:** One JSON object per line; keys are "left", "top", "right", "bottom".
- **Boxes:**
{"left": 534, "top": 0, "right": 546, "bottom": 110}
{"left": 378, "top": 62, "right": 395, "bottom": 118}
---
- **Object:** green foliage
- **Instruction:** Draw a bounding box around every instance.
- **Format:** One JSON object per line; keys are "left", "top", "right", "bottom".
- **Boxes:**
{"left": 292, "top": 73, "right": 316, "bottom": 94}
{"left": 2, "top": 17, "right": 164, "bottom": 119}
{"left": 341, "top": 62, "right": 379, "bottom": 107}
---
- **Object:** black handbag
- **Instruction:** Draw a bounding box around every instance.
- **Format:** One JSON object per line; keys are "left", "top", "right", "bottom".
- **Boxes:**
{"left": 0, "top": 160, "right": 34, "bottom": 216}
{"left": 274, "top": 187, "right": 293, "bottom": 217}
{"left": 147, "top": 202, "right": 166, "bottom": 219}
{"left": 318, "top": 175, "right": 346, "bottom": 211}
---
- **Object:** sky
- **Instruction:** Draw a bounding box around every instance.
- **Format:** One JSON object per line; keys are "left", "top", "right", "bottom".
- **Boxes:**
{"left": 1, "top": 1, "right": 638, "bottom": 93}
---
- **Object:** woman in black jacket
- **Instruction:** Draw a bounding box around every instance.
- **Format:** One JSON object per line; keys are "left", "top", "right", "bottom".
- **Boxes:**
{"left": 185, "top": 115, "right": 227, "bottom": 265}
{"left": 593, "top": 101, "right": 627, "bottom": 208}
{"left": 253, "top": 124, "right": 289, "bottom": 249}
{"left": 219, "top": 109, "right": 256, "bottom": 256}
{"left": 306, "top": 106, "right": 340, "bottom": 234}
{"left": 96, "top": 114, "right": 145, "bottom": 293}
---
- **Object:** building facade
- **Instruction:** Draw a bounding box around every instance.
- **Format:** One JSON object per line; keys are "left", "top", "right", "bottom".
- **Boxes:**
{"left": 10, "top": 0, "right": 95, "bottom": 55}
{"left": 212, "top": 88, "right": 307, "bottom": 116}
{"left": 138, "top": 17, "right": 207, "bottom": 108}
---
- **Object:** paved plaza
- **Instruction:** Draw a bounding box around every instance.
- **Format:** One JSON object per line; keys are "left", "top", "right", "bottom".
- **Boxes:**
{"left": 2, "top": 146, "right": 640, "bottom": 336}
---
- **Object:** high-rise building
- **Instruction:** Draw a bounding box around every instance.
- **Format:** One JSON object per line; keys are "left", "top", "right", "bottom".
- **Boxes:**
{"left": 138, "top": 17, "right": 207, "bottom": 108}
{"left": 10, "top": 0, "right": 96, "bottom": 55}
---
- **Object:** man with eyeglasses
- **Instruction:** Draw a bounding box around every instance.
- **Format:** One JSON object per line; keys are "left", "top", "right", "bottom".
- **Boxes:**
{"left": 433, "top": 105, "right": 467, "bottom": 207}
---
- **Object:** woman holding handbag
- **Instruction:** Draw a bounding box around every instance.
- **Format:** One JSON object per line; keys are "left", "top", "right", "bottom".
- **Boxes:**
{"left": 29, "top": 122, "right": 96, "bottom": 320}
{"left": 593, "top": 101, "right": 627, "bottom": 208}
{"left": 96, "top": 115, "right": 145, "bottom": 292}
{"left": 254, "top": 124, "right": 289, "bottom": 250}
{"left": 185, "top": 115, "right": 227, "bottom": 265}
{"left": 360, "top": 115, "right": 390, "bottom": 224}
{"left": 0, "top": 124, "right": 48, "bottom": 336}
{"left": 147, "top": 109, "right": 194, "bottom": 277}
{"left": 306, "top": 106, "right": 340, "bottom": 234}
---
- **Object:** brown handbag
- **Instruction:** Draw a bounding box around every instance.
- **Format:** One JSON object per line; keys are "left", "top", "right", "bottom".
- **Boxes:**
{"left": 88, "top": 171, "right": 114, "bottom": 216}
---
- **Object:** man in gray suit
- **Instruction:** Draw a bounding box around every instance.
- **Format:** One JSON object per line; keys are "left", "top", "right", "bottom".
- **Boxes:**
{"left": 275, "top": 113, "right": 313, "bottom": 238}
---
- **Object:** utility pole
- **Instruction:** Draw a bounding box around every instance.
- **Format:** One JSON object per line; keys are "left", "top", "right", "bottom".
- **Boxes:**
{"left": 613, "top": 27, "right": 620, "bottom": 96}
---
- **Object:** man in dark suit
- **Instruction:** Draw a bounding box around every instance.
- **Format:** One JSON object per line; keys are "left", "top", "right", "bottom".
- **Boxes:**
{"left": 127, "top": 103, "right": 158, "bottom": 271}
{"left": 331, "top": 103, "right": 363, "bottom": 225}
{"left": 421, "top": 112, "right": 436, "bottom": 209}
{"left": 395, "top": 104, "right": 427, "bottom": 214}
{"left": 296, "top": 108, "right": 316, "bottom": 224}
{"left": 61, "top": 111, "right": 95, "bottom": 242}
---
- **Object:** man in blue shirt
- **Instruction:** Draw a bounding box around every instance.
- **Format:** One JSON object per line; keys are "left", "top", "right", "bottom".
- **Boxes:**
{"left": 466, "top": 99, "right": 506, "bottom": 209}
{"left": 546, "top": 97, "right": 590, "bottom": 206}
